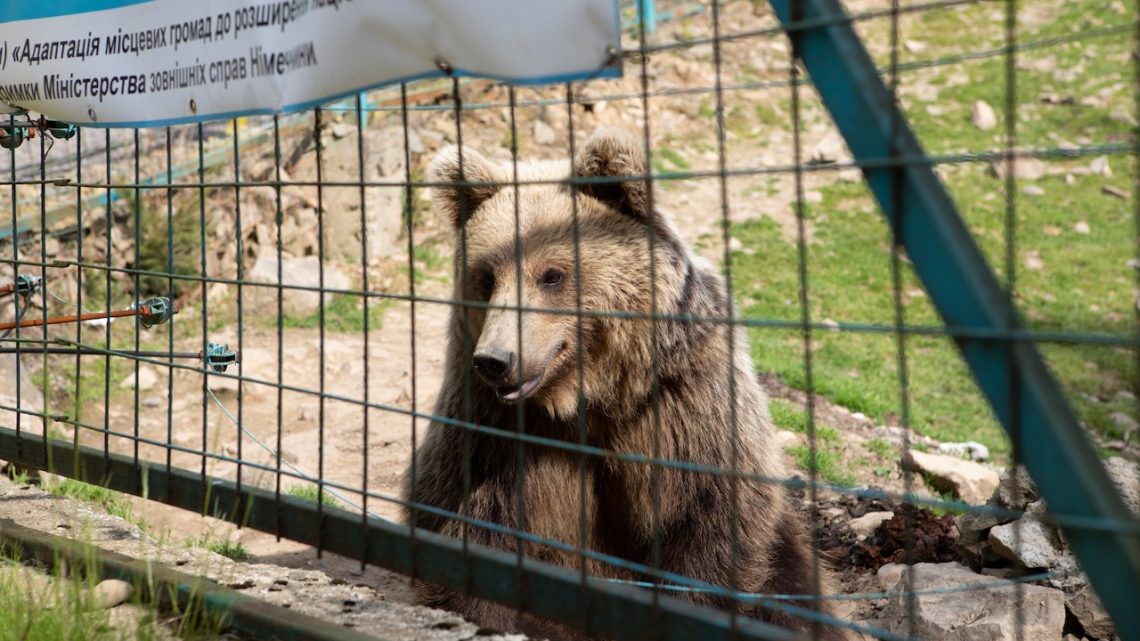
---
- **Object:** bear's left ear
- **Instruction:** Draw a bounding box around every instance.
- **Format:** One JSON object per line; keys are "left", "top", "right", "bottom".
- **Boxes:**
{"left": 573, "top": 128, "right": 652, "bottom": 220}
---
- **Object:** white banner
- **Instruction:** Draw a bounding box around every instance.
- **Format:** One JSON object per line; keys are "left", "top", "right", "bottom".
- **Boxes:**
{"left": 0, "top": 0, "right": 620, "bottom": 127}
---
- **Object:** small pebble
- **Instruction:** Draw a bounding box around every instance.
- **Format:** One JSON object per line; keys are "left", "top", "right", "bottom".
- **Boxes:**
{"left": 94, "top": 579, "right": 134, "bottom": 609}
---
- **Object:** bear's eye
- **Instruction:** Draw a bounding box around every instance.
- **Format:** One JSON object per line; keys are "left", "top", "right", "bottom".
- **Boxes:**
{"left": 478, "top": 271, "right": 495, "bottom": 298}
{"left": 539, "top": 268, "right": 564, "bottom": 289}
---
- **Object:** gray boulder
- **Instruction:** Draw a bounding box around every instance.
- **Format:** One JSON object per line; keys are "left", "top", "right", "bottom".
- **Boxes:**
{"left": 877, "top": 562, "right": 1066, "bottom": 641}
{"left": 244, "top": 254, "right": 353, "bottom": 318}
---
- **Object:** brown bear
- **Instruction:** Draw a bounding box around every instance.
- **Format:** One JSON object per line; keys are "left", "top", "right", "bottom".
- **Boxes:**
{"left": 403, "top": 129, "right": 845, "bottom": 640}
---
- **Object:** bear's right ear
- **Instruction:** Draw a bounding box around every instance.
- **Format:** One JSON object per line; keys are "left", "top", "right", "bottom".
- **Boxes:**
{"left": 573, "top": 128, "right": 652, "bottom": 220}
{"left": 428, "top": 146, "right": 503, "bottom": 227}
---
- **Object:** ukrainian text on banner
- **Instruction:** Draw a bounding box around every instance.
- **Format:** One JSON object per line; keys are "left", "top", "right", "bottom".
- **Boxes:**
{"left": 0, "top": 0, "right": 621, "bottom": 127}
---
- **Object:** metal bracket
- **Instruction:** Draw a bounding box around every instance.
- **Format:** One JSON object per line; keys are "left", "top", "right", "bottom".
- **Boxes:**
{"left": 201, "top": 342, "right": 239, "bottom": 373}
{"left": 766, "top": 1, "right": 1140, "bottom": 639}
{"left": 133, "top": 296, "right": 174, "bottom": 329}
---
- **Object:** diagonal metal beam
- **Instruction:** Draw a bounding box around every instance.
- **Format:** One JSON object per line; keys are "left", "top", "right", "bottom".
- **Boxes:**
{"left": 765, "top": 1, "right": 1140, "bottom": 639}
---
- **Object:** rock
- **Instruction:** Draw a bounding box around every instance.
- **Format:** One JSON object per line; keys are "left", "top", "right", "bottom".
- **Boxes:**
{"left": 1045, "top": 552, "right": 1087, "bottom": 591}
{"left": 971, "top": 100, "right": 998, "bottom": 130}
{"left": 991, "top": 156, "right": 1046, "bottom": 181}
{"left": 93, "top": 579, "right": 135, "bottom": 608}
{"left": 1022, "top": 185, "right": 1045, "bottom": 197}
{"left": 1090, "top": 156, "right": 1112, "bottom": 177}
{"left": 996, "top": 466, "right": 1039, "bottom": 510}
{"left": 0, "top": 354, "right": 44, "bottom": 432}
{"left": 330, "top": 122, "right": 354, "bottom": 140}
{"left": 1103, "top": 457, "right": 1140, "bottom": 516}
{"left": 367, "top": 127, "right": 411, "bottom": 177}
{"left": 533, "top": 120, "right": 557, "bottom": 145}
{"left": 1109, "top": 412, "right": 1138, "bottom": 435}
{"left": 877, "top": 562, "right": 1066, "bottom": 641}
{"left": 937, "top": 441, "right": 990, "bottom": 461}
{"left": 118, "top": 366, "right": 157, "bottom": 392}
{"left": 244, "top": 254, "right": 353, "bottom": 317}
{"left": 1102, "top": 185, "right": 1128, "bottom": 199}
{"left": 988, "top": 513, "right": 1063, "bottom": 569}
{"left": 809, "top": 131, "right": 850, "bottom": 164}
{"left": 955, "top": 509, "right": 1005, "bottom": 545}
{"left": 876, "top": 563, "right": 906, "bottom": 590}
{"left": 207, "top": 282, "right": 230, "bottom": 305}
{"left": 904, "top": 450, "right": 1000, "bottom": 505}
{"left": 1075, "top": 221, "right": 1091, "bottom": 234}
{"left": 363, "top": 178, "right": 404, "bottom": 259}
{"left": 849, "top": 511, "right": 894, "bottom": 540}
{"left": 1066, "top": 586, "right": 1114, "bottom": 640}
{"left": 774, "top": 430, "right": 799, "bottom": 448}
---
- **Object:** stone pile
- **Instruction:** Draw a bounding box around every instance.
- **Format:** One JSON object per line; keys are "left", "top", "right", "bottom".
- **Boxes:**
{"left": 948, "top": 461, "right": 1139, "bottom": 641}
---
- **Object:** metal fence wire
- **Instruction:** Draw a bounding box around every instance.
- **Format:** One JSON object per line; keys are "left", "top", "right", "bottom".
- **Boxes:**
{"left": 2, "top": 0, "right": 1139, "bottom": 640}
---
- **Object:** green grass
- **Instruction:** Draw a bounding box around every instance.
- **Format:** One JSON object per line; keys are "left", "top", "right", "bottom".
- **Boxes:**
{"left": 0, "top": 544, "right": 226, "bottom": 640}
{"left": 787, "top": 445, "right": 856, "bottom": 487}
{"left": 286, "top": 484, "right": 340, "bottom": 508}
{"left": 864, "top": 438, "right": 897, "bottom": 460}
{"left": 5, "top": 465, "right": 31, "bottom": 485}
{"left": 652, "top": 147, "right": 691, "bottom": 174}
{"left": 401, "top": 166, "right": 431, "bottom": 231}
{"left": 770, "top": 399, "right": 854, "bottom": 485}
{"left": 182, "top": 531, "right": 252, "bottom": 562}
{"left": 768, "top": 399, "right": 840, "bottom": 443}
{"left": 401, "top": 243, "right": 449, "bottom": 285}
{"left": 280, "top": 294, "right": 394, "bottom": 333}
{"left": 203, "top": 540, "right": 251, "bottom": 562}
{"left": 0, "top": 560, "right": 150, "bottom": 641}
{"left": 45, "top": 478, "right": 140, "bottom": 527}
{"left": 730, "top": 1, "right": 1136, "bottom": 461}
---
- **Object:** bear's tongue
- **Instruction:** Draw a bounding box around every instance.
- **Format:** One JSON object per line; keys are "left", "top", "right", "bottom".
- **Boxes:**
{"left": 498, "top": 376, "right": 542, "bottom": 402}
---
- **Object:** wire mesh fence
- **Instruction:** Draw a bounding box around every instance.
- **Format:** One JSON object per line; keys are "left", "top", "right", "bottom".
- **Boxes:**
{"left": 2, "top": 0, "right": 1138, "bottom": 639}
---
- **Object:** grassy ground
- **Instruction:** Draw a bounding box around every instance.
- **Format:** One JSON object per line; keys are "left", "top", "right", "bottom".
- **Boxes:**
{"left": 732, "top": 0, "right": 1135, "bottom": 462}
{"left": 0, "top": 544, "right": 224, "bottom": 641}
{"left": 286, "top": 483, "right": 341, "bottom": 507}
{"left": 0, "top": 559, "right": 153, "bottom": 641}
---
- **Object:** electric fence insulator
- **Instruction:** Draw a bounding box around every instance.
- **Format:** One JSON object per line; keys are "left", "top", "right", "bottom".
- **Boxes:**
{"left": 46, "top": 121, "right": 77, "bottom": 140}
{"left": 134, "top": 296, "right": 175, "bottom": 328}
{"left": 14, "top": 274, "right": 41, "bottom": 296}
{"left": 0, "top": 125, "right": 24, "bottom": 150}
{"left": 201, "top": 343, "right": 239, "bottom": 373}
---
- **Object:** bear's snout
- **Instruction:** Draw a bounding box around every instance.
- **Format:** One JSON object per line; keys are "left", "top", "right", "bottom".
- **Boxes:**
{"left": 473, "top": 347, "right": 515, "bottom": 384}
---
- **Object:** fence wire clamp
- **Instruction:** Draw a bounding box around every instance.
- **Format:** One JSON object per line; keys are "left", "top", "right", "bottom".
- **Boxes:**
{"left": 201, "top": 343, "right": 239, "bottom": 373}
{"left": 0, "top": 273, "right": 41, "bottom": 298}
{"left": 131, "top": 296, "right": 177, "bottom": 329}
{"left": 0, "top": 113, "right": 77, "bottom": 156}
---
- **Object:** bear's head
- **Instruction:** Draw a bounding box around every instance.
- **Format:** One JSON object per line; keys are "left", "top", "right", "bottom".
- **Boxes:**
{"left": 429, "top": 128, "right": 675, "bottom": 419}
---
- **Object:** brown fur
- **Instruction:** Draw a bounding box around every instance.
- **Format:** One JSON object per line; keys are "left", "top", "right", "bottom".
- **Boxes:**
{"left": 402, "top": 129, "right": 848, "bottom": 640}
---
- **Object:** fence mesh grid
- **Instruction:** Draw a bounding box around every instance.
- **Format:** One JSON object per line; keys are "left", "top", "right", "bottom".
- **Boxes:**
{"left": 2, "top": 1, "right": 1138, "bottom": 640}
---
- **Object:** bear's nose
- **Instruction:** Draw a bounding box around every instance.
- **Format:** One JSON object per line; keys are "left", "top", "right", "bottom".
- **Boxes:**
{"left": 473, "top": 348, "right": 515, "bottom": 383}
